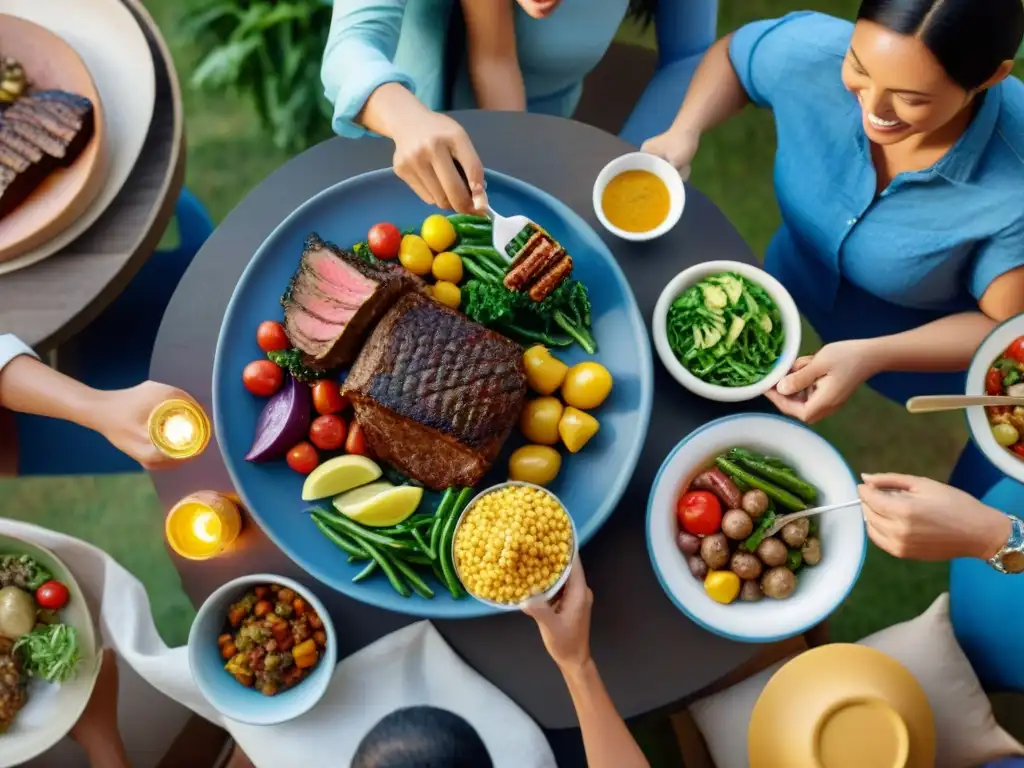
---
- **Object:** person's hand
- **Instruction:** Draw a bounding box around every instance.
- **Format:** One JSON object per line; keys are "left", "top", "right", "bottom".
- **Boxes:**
{"left": 71, "top": 649, "right": 121, "bottom": 747}
{"left": 764, "top": 340, "right": 881, "bottom": 424}
{"left": 92, "top": 381, "right": 202, "bottom": 470}
{"left": 391, "top": 111, "right": 487, "bottom": 214}
{"left": 521, "top": 557, "right": 593, "bottom": 672}
{"left": 640, "top": 128, "right": 700, "bottom": 182}
{"left": 859, "top": 473, "right": 1013, "bottom": 562}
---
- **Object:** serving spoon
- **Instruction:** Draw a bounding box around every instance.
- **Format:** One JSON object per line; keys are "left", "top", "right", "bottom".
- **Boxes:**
{"left": 905, "top": 395, "right": 1024, "bottom": 414}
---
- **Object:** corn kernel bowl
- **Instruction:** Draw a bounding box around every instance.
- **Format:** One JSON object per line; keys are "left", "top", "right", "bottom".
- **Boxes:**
{"left": 453, "top": 482, "right": 579, "bottom": 611}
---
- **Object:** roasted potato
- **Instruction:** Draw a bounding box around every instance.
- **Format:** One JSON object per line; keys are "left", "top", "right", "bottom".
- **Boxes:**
{"left": 761, "top": 566, "right": 797, "bottom": 599}
{"left": 700, "top": 533, "right": 730, "bottom": 570}
{"left": 780, "top": 518, "right": 810, "bottom": 548}
{"left": 721, "top": 509, "right": 754, "bottom": 540}
{"left": 755, "top": 537, "right": 788, "bottom": 568}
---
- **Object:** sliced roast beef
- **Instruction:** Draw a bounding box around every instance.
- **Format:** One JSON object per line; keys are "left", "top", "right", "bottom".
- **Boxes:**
{"left": 343, "top": 292, "right": 528, "bottom": 490}
{"left": 282, "top": 233, "right": 418, "bottom": 369}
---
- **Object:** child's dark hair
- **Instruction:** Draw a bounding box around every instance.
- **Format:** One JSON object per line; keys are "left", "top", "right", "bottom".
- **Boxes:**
{"left": 857, "top": 0, "right": 1024, "bottom": 90}
{"left": 351, "top": 706, "right": 494, "bottom": 768}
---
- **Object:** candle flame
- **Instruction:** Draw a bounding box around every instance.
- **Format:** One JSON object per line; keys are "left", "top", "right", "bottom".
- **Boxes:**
{"left": 192, "top": 511, "right": 219, "bottom": 543}
{"left": 162, "top": 413, "right": 197, "bottom": 448}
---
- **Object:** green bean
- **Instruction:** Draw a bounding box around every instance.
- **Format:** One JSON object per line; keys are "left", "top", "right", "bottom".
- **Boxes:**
{"left": 359, "top": 538, "right": 411, "bottom": 597}
{"left": 440, "top": 487, "right": 473, "bottom": 599}
{"left": 389, "top": 556, "right": 435, "bottom": 599}
{"left": 447, "top": 213, "right": 491, "bottom": 227}
{"left": 347, "top": 554, "right": 369, "bottom": 563}
{"left": 715, "top": 458, "right": 806, "bottom": 511}
{"left": 395, "top": 551, "right": 433, "bottom": 566}
{"left": 460, "top": 254, "right": 503, "bottom": 284}
{"left": 454, "top": 244, "right": 509, "bottom": 272}
{"left": 728, "top": 450, "right": 818, "bottom": 502}
{"left": 311, "top": 508, "right": 415, "bottom": 551}
{"left": 429, "top": 489, "right": 455, "bottom": 560}
{"left": 312, "top": 517, "right": 369, "bottom": 558}
{"left": 412, "top": 528, "right": 435, "bottom": 560}
{"left": 352, "top": 561, "right": 378, "bottom": 582}
{"left": 452, "top": 222, "right": 494, "bottom": 242}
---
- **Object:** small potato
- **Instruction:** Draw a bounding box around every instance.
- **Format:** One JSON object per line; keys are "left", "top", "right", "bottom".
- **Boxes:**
{"left": 676, "top": 531, "right": 701, "bottom": 556}
{"left": 688, "top": 555, "right": 709, "bottom": 581}
{"left": 761, "top": 566, "right": 797, "bottom": 599}
{"left": 801, "top": 536, "right": 822, "bottom": 566}
{"left": 780, "top": 518, "right": 810, "bottom": 548}
{"left": 740, "top": 580, "right": 763, "bottom": 602}
{"left": 755, "top": 537, "right": 788, "bottom": 568}
{"left": 730, "top": 552, "right": 763, "bottom": 581}
{"left": 721, "top": 509, "right": 754, "bottom": 540}
{"left": 700, "top": 533, "right": 730, "bottom": 570}
{"left": 741, "top": 489, "right": 770, "bottom": 519}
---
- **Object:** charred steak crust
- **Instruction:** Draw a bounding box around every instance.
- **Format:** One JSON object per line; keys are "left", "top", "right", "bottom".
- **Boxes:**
{"left": 343, "top": 292, "right": 527, "bottom": 488}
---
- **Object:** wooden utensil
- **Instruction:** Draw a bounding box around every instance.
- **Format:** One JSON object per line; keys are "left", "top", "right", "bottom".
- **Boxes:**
{"left": 905, "top": 395, "right": 1024, "bottom": 414}
{"left": 764, "top": 499, "right": 862, "bottom": 538}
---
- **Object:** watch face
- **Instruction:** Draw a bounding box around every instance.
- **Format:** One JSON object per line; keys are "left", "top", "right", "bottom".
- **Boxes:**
{"left": 1002, "top": 551, "right": 1024, "bottom": 574}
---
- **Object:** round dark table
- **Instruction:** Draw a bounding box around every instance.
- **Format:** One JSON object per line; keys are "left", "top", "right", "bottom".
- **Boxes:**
{"left": 150, "top": 111, "right": 764, "bottom": 729}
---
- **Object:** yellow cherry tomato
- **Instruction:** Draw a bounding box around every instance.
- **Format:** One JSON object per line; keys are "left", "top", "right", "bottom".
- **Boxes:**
{"left": 522, "top": 345, "right": 569, "bottom": 396}
{"left": 432, "top": 280, "right": 462, "bottom": 309}
{"left": 561, "top": 361, "right": 613, "bottom": 410}
{"left": 399, "top": 234, "right": 434, "bottom": 275}
{"left": 508, "top": 445, "right": 562, "bottom": 487}
{"left": 704, "top": 570, "right": 741, "bottom": 605}
{"left": 520, "top": 397, "right": 564, "bottom": 445}
{"left": 558, "top": 407, "right": 600, "bottom": 453}
{"left": 432, "top": 251, "right": 464, "bottom": 283}
{"left": 420, "top": 214, "right": 457, "bottom": 252}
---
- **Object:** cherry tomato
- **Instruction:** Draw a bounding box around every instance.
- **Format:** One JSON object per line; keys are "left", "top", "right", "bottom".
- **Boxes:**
{"left": 310, "top": 414, "right": 347, "bottom": 451}
{"left": 676, "top": 490, "right": 723, "bottom": 536}
{"left": 986, "top": 367, "right": 1004, "bottom": 396}
{"left": 345, "top": 420, "right": 369, "bottom": 456}
{"left": 367, "top": 222, "right": 401, "bottom": 260}
{"left": 286, "top": 442, "right": 319, "bottom": 474}
{"left": 35, "top": 580, "right": 69, "bottom": 610}
{"left": 1011, "top": 442, "right": 1024, "bottom": 458}
{"left": 242, "top": 360, "right": 284, "bottom": 397}
{"left": 312, "top": 380, "right": 347, "bottom": 415}
{"left": 1005, "top": 336, "right": 1024, "bottom": 364}
{"left": 256, "top": 321, "right": 289, "bottom": 353}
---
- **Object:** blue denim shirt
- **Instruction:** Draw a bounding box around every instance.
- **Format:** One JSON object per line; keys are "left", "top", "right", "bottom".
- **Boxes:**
{"left": 729, "top": 12, "right": 1024, "bottom": 400}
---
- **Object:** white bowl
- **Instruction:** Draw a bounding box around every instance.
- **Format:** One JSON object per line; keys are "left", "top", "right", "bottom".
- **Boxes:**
{"left": 0, "top": 534, "right": 101, "bottom": 768}
{"left": 965, "top": 313, "right": 1024, "bottom": 484}
{"left": 592, "top": 152, "right": 685, "bottom": 241}
{"left": 646, "top": 413, "right": 866, "bottom": 643}
{"left": 652, "top": 260, "right": 802, "bottom": 403}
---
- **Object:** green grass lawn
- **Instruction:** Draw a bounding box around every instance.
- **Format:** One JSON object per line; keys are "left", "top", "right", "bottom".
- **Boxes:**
{"left": 3, "top": 0, "right": 1016, "bottom": 744}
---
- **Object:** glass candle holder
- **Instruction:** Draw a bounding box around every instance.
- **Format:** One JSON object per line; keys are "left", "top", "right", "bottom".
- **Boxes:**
{"left": 165, "top": 491, "right": 242, "bottom": 560}
{"left": 148, "top": 398, "right": 211, "bottom": 460}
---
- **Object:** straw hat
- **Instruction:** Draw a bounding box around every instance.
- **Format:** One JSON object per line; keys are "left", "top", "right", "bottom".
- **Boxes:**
{"left": 748, "top": 644, "right": 936, "bottom": 768}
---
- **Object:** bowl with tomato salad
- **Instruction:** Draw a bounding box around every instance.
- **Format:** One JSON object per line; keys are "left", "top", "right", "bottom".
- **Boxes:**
{"left": 966, "top": 314, "right": 1024, "bottom": 485}
{"left": 646, "top": 413, "right": 866, "bottom": 643}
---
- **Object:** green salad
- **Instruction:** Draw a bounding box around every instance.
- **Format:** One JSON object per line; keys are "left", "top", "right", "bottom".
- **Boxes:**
{"left": 665, "top": 272, "right": 784, "bottom": 387}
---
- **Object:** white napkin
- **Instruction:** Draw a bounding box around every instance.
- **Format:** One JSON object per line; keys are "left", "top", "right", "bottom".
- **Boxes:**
{"left": 0, "top": 519, "right": 557, "bottom": 767}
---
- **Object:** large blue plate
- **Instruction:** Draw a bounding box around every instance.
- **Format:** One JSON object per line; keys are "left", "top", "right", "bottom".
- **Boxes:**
{"left": 213, "top": 169, "right": 653, "bottom": 617}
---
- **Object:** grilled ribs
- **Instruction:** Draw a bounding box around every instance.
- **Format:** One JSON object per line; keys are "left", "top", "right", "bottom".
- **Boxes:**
{"left": 504, "top": 231, "right": 572, "bottom": 301}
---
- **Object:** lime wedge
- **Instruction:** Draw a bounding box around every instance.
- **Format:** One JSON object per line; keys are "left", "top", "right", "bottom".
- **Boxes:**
{"left": 301, "top": 455, "right": 382, "bottom": 501}
{"left": 332, "top": 484, "right": 424, "bottom": 527}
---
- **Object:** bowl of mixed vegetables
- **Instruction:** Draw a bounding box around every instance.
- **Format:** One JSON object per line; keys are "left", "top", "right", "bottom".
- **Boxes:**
{"left": 0, "top": 534, "right": 100, "bottom": 768}
{"left": 188, "top": 574, "right": 336, "bottom": 725}
{"left": 652, "top": 261, "right": 801, "bottom": 402}
{"left": 966, "top": 315, "right": 1024, "bottom": 484}
{"left": 646, "top": 414, "right": 865, "bottom": 643}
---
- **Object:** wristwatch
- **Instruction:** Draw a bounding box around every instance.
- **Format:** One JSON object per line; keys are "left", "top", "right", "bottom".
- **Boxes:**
{"left": 988, "top": 514, "right": 1024, "bottom": 574}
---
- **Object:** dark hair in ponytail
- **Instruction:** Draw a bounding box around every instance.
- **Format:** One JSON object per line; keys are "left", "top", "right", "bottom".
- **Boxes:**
{"left": 857, "top": 0, "right": 1024, "bottom": 90}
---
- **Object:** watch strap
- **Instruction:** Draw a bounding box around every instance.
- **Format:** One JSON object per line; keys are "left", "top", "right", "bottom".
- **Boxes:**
{"left": 988, "top": 515, "right": 1024, "bottom": 574}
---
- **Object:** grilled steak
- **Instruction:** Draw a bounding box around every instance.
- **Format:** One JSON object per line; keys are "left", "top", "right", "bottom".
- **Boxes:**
{"left": 343, "top": 292, "right": 528, "bottom": 489}
{"left": 0, "top": 637, "right": 27, "bottom": 735}
{"left": 0, "top": 90, "right": 95, "bottom": 219}
{"left": 283, "top": 233, "right": 419, "bottom": 369}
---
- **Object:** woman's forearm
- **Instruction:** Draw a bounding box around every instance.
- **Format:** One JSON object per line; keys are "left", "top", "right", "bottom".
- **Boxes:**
{"left": 862, "top": 312, "right": 996, "bottom": 375}
{"left": 468, "top": 61, "right": 527, "bottom": 111}
{"left": 562, "top": 661, "right": 649, "bottom": 768}
{"left": 667, "top": 34, "right": 750, "bottom": 137}
{"left": 0, "top": 355, "right": 104, "bottom": 431}
{"left": 356, "top": 81, "right": 430, "bottom": 139}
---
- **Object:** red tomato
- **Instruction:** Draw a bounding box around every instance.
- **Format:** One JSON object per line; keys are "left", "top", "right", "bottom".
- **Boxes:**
{"left": 1011, "top": 442, "right": 1024, "bottom": 459}
{"left": 345, "top": 420, "right": 369, "bottom": 456}
{"left": 35, "top": 580, "right": 69, "bottom": 610}
{"left": 367, "top": 223, "right": 401, "bottom": 260}
{"left": 986, "top": 368, "right": 1004, "bottom": 396}
{"left": 676, "top": 491, "right": 723, "bottom": 536}
{"left": 242, "top": 360, "right": 284, "bottom": 397}
{"left": 312, "top": 380, "right": 348, "bottom": 415}
{"left": 287, "top": 442, "right": 319, "bottom": 474}
{"left": 310, "top": 414, "right": 347, "bottom": 451}
{"left": 1005, "top": 336, "right": 1024, "bottom": 364}
{"left": 256, "top": 321, "right": 289, "bottom": 352}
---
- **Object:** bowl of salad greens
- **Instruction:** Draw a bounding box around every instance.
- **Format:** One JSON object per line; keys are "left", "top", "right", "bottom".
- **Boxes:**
{"left": 0, "top": 534, "right": 100, "bottom": 767}
{"left": 652, "top": 261, "right": 801, "bottom": 402}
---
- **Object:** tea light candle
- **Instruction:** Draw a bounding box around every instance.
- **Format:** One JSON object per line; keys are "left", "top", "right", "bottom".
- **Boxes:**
{"left": 148, "top": 399, "right": 211, "bottom": 459}
{"left": 165, "top": 491, "right": 242, "bottom": 560}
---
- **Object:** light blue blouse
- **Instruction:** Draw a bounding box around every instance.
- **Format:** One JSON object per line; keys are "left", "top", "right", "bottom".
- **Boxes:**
{"left": 729, "top": 12, "right": 1024, "bottom": 401}
{"left": 322, "top": 0, "right": 628, "bottom": 139}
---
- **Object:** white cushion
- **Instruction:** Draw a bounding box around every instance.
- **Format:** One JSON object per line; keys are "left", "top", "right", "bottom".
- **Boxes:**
{"left": 689, "top": 594, "right": 1024, "bottom": 768}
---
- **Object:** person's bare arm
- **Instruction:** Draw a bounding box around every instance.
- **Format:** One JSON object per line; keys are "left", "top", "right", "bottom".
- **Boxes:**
{"left": 461, "top": 0, "right": 527, "bottom": 111}
{"left": 0, "top": 354, "right": 103, "bottom": 430}
{"left": 665, "top": 34, "right": 750, "bottom": 136}
{"left": 979, "top": 266, "right": 1024, "bottom": 321}
{"left": 862, "top": 312, "right": 996, "bottom": 375}
{"left": 562, "top": 660, "right": 650, "bottom": 768}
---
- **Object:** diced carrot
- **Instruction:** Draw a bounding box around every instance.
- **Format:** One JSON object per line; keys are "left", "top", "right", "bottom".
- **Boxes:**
{"left": 292, "top": 597, "right": 307, "bottom": 615}
{"left": 228, "top": 607, "right": 247, "bottom": 627}
{"left": 295, "top": 650, "right": 319, "bottom": 669}
{"left": 278, "top": 588, "right": 296, "bottom": 603}
{"left": 217, "top": 633, "right": 233, "bottom": 647}
{"left": 313, "top": 630, "right": 327, "bottom": 646}
{"left": 221, "top": 642, "right": 238, "bottom": 659}
{"left": 253, "top": 600, "right": 273, "bottom": 618}
{"left": 308, "top": 613, "right": 323, "bottom": 630}
{"left": 254, "top": 586, "right": 269, "bottom": 599}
